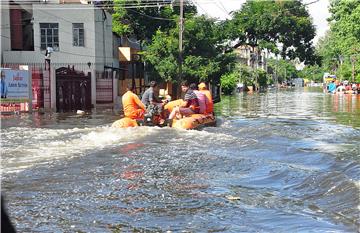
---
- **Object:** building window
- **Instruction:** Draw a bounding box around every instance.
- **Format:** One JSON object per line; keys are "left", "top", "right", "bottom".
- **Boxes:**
{"left": 73, "top": 23, "right": 84, "bottom": 47}
{"left": 40, "top": 23, "right": 59, "bottom": 51}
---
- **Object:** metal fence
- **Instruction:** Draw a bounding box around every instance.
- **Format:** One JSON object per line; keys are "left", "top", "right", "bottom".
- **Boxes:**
{"left": 96, "top": 71, "right": 113, "bottom": 104}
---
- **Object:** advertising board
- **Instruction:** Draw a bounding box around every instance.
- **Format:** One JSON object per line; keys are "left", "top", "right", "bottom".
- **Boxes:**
{"left": 0, "top": 69, "right": 31, "bottom": 103}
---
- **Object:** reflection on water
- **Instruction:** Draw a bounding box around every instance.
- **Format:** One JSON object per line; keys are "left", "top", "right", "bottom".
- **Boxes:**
{"left": 218, "top": 87, "right": 360, "bottom": 127}
{"left": 1, "top": 88, "right": 360, "bottom": 232}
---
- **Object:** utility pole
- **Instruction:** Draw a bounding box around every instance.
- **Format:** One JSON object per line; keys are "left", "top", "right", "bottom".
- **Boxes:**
{"left": 179, "top": 0, "right": 184, "bottom": 82}
{"left": 351, "top": 55, "right": 356, "bottom": 82}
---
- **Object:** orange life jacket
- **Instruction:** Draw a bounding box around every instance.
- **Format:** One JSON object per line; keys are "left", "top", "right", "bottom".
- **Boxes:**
{"left": 199, "top": 89, "right": 213, "bottom": 114}
{"left": 122, "top": 91, "right": 146, "bottom": 119}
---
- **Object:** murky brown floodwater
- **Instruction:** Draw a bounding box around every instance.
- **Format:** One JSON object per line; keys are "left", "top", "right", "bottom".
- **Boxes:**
{"left": 1, "top": 87, "right": 359, "bottom": 232}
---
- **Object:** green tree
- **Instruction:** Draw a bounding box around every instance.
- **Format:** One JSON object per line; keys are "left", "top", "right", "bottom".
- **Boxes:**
{"left": 266, "top": 59, "right": 298, "bottom": 83}
{"left": 111, "top": 0, "right": 196, "bottom": 40}
{"left": 317, "top": 0, "right": 360, "bottom": 82}
{"left": 238, "top": 64, "right": 253, "bottom": 86}
{"left": 255, "top": 69, "right": 268, "bottom": 88}
{"left": 142, "top": 16, "right": 235, "bottom": 83}
{"left": 228, "top": 0, "right": 317, "bottom": 64}
{"left": 298, "top": 65, "right": 324, "bottom": 83}
{"left": 220, "top": 72, "right": 238, "bottom": 95}
{"left": 220, "top": 64, "right": 270, "bottom": 95}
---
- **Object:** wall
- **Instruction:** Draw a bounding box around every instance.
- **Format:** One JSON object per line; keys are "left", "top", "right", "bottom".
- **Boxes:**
{"left": 0, "top": 1, "right": 11, "bottom": 64}
{"left": 94, "top": 9, "right": 113, "bottom": 71}
{"left": 2, "top": 4, "right": 113, "bottom": 68}
{"left": 2, "top": 2, "right": 118, "bottom": 110}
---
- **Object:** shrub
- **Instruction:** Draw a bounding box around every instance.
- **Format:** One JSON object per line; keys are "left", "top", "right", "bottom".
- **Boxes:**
{"left": 220, "top": 72, "right": 238, "bottom": 95}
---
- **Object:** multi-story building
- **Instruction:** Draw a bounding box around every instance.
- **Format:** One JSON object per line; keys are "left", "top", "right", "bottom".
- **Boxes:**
{"left": 234, "top": 45, "right": 267, "bottom": 70}
{"left": 1, "top": 0, "right": 121, "bottom": 112}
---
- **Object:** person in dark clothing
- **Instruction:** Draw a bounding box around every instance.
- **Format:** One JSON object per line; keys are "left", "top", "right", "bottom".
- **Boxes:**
{"left": 168, "top": 80, "right": 199, "bottom": 120}
{"left": 141, "top": 81, "right": 162, "bottom": 106}
{"left": 142, "top": 81, "right": 168, "bottom": 124}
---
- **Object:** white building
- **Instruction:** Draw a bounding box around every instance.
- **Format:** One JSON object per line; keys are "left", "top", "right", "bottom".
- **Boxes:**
{"left": 234, "top": 45, "right": 268, "bottom": 71}
{"left": 1, "top": 0, "right": 119, "bottom": 111}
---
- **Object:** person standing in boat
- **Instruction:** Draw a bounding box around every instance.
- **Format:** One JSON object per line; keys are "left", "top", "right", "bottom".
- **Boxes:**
{"left": 198, "top": 82, "right": 214, "bottom": 114}
{"left": 122, "top": 83, "right": 146, "bottom": 120}
{"left": 167, "top": 80, "right": 200, "bottom": 122}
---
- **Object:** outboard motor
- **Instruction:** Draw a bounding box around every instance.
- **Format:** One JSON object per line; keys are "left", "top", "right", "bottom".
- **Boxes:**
{"left": 143, "top": 104, "right": 162, "bottom": 126}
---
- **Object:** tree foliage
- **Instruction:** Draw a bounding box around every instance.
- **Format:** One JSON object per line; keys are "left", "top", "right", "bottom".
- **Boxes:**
{"left": 142, "top": 16, "right": 235, "bottom": 83}
{"left": 237, "top": 64, "right": 253, "bottom": 86}
{"left": 316, "top": 0, "right": 360, "bottom": 82}
{"left": 297, "top": 65, "right": 324, "bottom": 82}
{"left": 266, "top": 59, "right": 298, "bottom": 83}
{"left": 220, "top": 64, "right": 270, "bottom": 95}
{"left": 228, "top": 0, "right": 317, "bottom": 64}
{"left": 220, "top": 72, "right": 238, "bottom": 95}
{"left": 111, "top": 0, "right": 197, "bottom": 40}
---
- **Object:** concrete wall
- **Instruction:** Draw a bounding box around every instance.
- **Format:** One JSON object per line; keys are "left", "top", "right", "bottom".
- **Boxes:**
{"left": 94, "top": 9, "right": 113, "bottom": 71}
{"left": 2, "top": 4, "right": 113, "bottom": 70}
{"left": 0, "top": 1, "right": 11, "bottom": 64}
{"left": 1, "top": 3, "right": 117, "bottom": 111}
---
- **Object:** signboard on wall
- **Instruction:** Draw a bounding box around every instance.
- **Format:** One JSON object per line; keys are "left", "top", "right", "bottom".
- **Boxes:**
{"left": 0, "top": 69, "right": 31, "bottom": 102}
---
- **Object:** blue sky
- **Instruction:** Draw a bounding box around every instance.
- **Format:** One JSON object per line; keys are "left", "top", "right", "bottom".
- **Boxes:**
{"left": 195, "top": 0, "right": 330, "bottom": 44}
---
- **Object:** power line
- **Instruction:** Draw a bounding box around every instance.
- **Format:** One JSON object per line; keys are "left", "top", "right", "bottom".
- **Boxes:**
{"left": 0, "top": 2, "right": 183, "bottom": 9}
{"left": 214, "top": 1, "right": 231, "bottom": 18}
{"left": 190, "top": 0, "right": 208, "bottom": 17}
{"left": 0, "top": 0, "right": 177, "bottom": 4}
{"left": 217, "top": 0, "right": 229, "bottom": 15}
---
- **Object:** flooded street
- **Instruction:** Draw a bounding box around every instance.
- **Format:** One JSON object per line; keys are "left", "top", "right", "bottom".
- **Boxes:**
{"left": 1, "top": 88, "right": 359, "bottom": 232}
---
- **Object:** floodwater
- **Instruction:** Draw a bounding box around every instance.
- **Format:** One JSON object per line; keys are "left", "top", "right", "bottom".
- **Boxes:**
{"left": 1, "top": 87, "right": 359, "bottom": 232}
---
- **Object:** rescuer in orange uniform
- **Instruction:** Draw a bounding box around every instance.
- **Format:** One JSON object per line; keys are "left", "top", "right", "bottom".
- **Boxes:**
{"left": 122, "top": 83, "right": 146, "bottom": 120}
{"left": 198, "top": 82, "right": 213, "bottom": 114}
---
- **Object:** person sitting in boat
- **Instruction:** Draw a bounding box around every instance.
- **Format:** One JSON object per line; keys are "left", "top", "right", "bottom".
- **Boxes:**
{"left": 190, "top": 83, "right": 207, "bottom": 114}
{"left": 142, "top": 81, "right": 168, "bottom": 124}
{"left": 167, "top": 80, "right": 200, "bottom": 122}
{"left": 198, "top": 82, "right": 214, "bottom": 114}
{"left": 141, "top": 81, "right": 163, "bottom": 107}
{"left": 352, "top": 83, "right": 357, "bottom": 92}
{"left": 327, "top": 80, "right": 336, "bottom": 93}
{"left": 345, "top": 83, "right": 352, "bottom": 93}
{"left": 122, "top": 83, "right": 146, "bottom": 120}
{"left": 336, "top": 83, "right": 346, "bottom": 92}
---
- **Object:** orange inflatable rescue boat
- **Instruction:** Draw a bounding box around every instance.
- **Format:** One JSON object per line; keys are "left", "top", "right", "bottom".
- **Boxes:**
{"left": 171, "top": 113, "right": 216, "bottom": 129}
{"left": 112, "top": 99, "right": 216, "bottom": 130}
